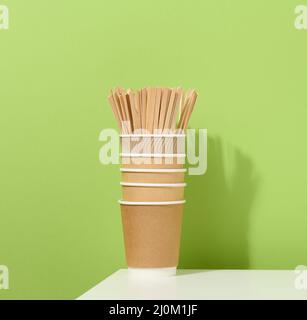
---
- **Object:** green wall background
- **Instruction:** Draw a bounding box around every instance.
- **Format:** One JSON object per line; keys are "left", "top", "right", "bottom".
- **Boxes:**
{"left": 1, "top": 0, "right": 307, "bottom": 299}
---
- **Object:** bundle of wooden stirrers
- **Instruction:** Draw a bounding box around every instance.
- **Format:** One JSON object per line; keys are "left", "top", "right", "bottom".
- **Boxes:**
{"left": 108, "top": 87, "right": 197, "bottom": 133}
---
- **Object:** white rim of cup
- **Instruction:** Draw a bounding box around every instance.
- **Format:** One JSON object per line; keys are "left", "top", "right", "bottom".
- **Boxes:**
{"left": 120, "top": 168, "right": 187, "bottom": 173}
{"left": 120, "top": 182, "right": 186, "bottom": 187}
{"left": 118, "top": 200, "right": 186, "bottom": 206}
{"left": 120, "top": 153, "right": 186, "bottom": 158}
{"left": 120, "top": 133, "right": 185, "bottom": 138}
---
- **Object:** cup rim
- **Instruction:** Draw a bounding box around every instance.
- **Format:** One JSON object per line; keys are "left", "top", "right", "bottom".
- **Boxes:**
{"left": 120, "top": 182, "right": 186, "bottom": 187}
{"left": 118, "top": 200, "right": 186, "bottom": 206}
{"left": 120, "top": 153, "right": 186, "bottom": 158}
{"left": 120, "top": 168, "right": 187, "bottom": 173}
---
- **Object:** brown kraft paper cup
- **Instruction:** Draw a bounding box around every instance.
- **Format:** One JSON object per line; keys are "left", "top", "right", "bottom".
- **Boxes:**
{"left": 121, "top": 184, "right": 185, "bottom": 202}
{"left": 120, "top": 203, "right": 184, "bottom": 268}
{"left": 121, "top": 170, "right": 185, "bottom": 183}
{"left": 120, "top": 134, "right": 186, "bottom": 169}
{"left": 121, "top": 156, "right": 185, "bottom": 169}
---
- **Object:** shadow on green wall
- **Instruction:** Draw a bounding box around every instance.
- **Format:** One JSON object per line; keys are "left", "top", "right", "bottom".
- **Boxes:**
{"left": 179, "top": 135, "right": 259, "bottom": 269}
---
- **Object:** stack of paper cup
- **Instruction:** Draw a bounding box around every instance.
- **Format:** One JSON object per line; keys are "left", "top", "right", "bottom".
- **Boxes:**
{"left": 119, "top": 134, "right": 186, "bottom": 276}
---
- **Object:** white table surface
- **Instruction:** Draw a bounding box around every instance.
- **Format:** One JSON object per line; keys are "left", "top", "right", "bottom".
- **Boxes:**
{"left": 78, "top": 269, "right": 307, "bottom": 300}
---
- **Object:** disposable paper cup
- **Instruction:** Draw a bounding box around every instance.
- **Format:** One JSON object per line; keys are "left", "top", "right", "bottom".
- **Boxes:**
{"left": 120, "top": 202, "right": 184, "bottom": 268}
{"left": 120, "top": 168, "right": 186, "bottom": 183}
{"left": 121, "top": 183, "right": 186, "bottom": 202}
{"left": 119, "top": 135, "right": 186, "bottom": 273}
{"left": 120, "top": 134, "right": 186, "bottom": 169}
